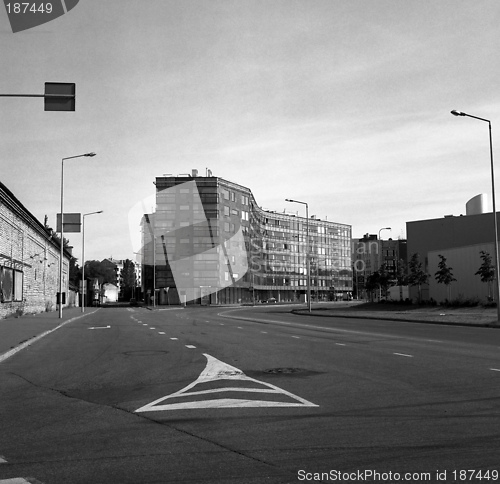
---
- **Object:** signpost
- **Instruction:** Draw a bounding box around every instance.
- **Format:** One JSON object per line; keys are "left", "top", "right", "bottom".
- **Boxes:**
{"left": 0, "top": 82, "right": 76, "bottom": 111}
{"left": 57, "top": 213, "right": 81, "bottom": 233}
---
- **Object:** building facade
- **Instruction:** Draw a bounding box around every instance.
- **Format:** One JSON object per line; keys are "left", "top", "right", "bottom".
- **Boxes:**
{"left": 407, "top": 211, "right": 499, "bottom": 303}
{"left": 141, "top": 174, "right": 352, "bottom": 305}
{"left": 352, "top": 234, "right": 407, "bottom": 300}
{"left": 0, "top": 181, "right": 72, "bottom": 318}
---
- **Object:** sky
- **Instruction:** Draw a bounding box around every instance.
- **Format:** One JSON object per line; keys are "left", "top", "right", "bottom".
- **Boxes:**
{"left": 1, "top": 0, "right": 500, "bottom": 263}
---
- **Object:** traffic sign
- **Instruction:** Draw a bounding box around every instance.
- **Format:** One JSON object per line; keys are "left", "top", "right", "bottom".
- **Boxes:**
{"left": 44, "top": 82, "right": 75, "bottom": 111}
{"left": 57, "top": 213, "right": 81, "bottom": 233}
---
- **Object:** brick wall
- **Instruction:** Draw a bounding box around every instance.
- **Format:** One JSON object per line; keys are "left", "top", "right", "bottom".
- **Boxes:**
{"left": 0, "top": 183, "right": 71, "bottom": 319}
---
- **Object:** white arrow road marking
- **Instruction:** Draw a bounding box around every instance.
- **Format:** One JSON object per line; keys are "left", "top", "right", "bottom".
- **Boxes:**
{"left": 135, "top": 353, "right": 318, "bottom": 412}
{"left": 88, "top": 326, "right": 111, "bottom": 330}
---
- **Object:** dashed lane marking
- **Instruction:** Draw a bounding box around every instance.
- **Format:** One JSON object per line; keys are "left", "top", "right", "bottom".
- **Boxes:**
{"left": 186, "top": 345, "right": 197, "bottom": 349}
{"left": 0, "top": 455, "right": 7, "bottom": 463}
{"left": 394, "top": 353, "right": 413, "bottom": 358}
{"left": 158, "top": 332, "right": 165, "bottom": 335}
{"left": 490, "top": 368, "right": 500, "bottom": 372}
{"left": 135, "top": 353, "right": 318, "bottom": 412}
{"left": 335, "top": 343, "right": 346, "bottom": 346}
{"left": 170, "top": 338, "right": 178, "bottom": 340}
{"left": 88, "top": 325, "right": 110, "bottom": 330}
{"left": 292, "top": 336, "right": 300, "bottom": 339}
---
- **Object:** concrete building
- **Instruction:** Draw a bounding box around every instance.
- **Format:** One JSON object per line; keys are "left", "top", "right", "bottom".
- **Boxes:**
{"left": 0, "top": 181, "right": 72, "bottom": 318}
{"left": 141, "top": 173, "right": 352, "bottom": 305}
{"left": 352, "top": 234, "right": 407, "bottom": 300}
{"left": 407, "top": 196, "right": 498, "bottom": 303}
{"left": 102, "top": 283, "right": 119, "bottom": 302}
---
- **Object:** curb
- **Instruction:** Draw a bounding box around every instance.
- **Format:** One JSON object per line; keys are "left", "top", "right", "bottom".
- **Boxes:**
{"left": 291, "top": 309, "right": 499, "bottom": 329}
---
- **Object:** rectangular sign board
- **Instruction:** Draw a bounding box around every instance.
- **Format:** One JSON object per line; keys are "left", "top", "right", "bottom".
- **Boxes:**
{"left": 44, "top": 82, "right": 75, "bottom": 111}
{"left": 57, "top": 213, "right": 81, "bottom": 233}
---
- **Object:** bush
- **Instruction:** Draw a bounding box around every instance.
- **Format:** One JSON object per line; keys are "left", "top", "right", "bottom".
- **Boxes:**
{"left": 441, "top": 295, "right": 480, "bottom": 307}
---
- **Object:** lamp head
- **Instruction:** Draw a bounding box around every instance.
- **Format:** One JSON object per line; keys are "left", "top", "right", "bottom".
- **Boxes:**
{"left": 85, "top": 152, "right": 96, "bottom": 157}
{"left": 451, "top": 110, "right": 465, "bottom": 117}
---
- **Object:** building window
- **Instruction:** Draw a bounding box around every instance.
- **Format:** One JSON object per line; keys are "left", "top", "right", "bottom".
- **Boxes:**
{"left": 224, "top": 206, "right": 230, "bottom": 216}
{"left": 0, "top": 267, "right": 22, "bottom": 303}
{"left": 222, "top": 188, "right": 229, "bottom": 200}
{"left": 224, "top": 222, "right": 230, "bottom": 232}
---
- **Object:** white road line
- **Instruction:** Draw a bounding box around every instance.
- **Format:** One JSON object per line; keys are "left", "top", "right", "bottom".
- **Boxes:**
{"left": 158, "top": 332, "right": 165, "bottom": 335}
{"left": 261, "top": 331, "right": 267, "bottom": 334}
{"left": 0, "top": 455, "right": 7, "bottom": 463}
{"left": 0, "top": 479, "right": 35, "bottom": 483}
{"left": 88, "top": 326, "right": 110, "bottom": 330}
{"left": 135, "top": 353, "right": 318, "bottom": 412}
{"left": 185, "top": 345, "right": 196, "bottom": 349}
{"left": 335, "top": 343, "right": 346, "bottom": 346}
{"left": 142, "top": 324, "right": 148, "bottom": 326}
{"left": 292, "top": 336, "right": 300, "bottom": 339}
{"left": 237, "top": 327, "right": 243, "bottom": 329}
{"left": 170, "top": 338, "right": 178, "bottom": 340}
{"left": 150, "top": 327, "right": 156, "bottom": 329}
{"left": 490, "top": 368, "right": 500, "bottom": 372}
{"left": 394, "top": 353, "right": 413, "bottom": 358}
{"left": 0, "top": 309, "right": 100, "bottom": 364}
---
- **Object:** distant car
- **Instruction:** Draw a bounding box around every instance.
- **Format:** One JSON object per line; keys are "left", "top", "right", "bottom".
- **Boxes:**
{"left": 267, "top": 298, "right": 277, "bottom": 304}
{"left": 129, "top": 298, "right": 138, "bottom": 306}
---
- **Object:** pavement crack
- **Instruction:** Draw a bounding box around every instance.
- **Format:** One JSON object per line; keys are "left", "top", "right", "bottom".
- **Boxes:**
{"left": 9, "top": 372, "right": 295, "bottom": 480}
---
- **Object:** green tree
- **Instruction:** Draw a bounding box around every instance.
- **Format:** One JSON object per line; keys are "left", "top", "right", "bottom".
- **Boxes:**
{"left": 69, "top": 257, "right": 81, "bottom": 287}
{"left": 408, "top": 253, "right": 429, "bottom": 304}
{"left": 120, "top": 259, "right": 136, "bottom": 300}
{"left": 475, "top": 250, "right": 495, "bottom": 301}
{"left": 435, "top": 254, "right": 456, "bottom": 302}
{"left": 84, "top": 260, "right": 117, "bottom": 285}
{"left": 396, "top": 258, "right": 408, "bottom": 301}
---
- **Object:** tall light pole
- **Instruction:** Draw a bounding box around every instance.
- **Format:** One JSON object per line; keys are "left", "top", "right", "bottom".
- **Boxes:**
{"left": 451, "top": 110, "right": 500, "bottom": 325}
{"left": 377, "top": 227, "right": 391, "bottom": 301}
{"left": 378, "top": 227, "right": 391, "bottom": 269}
{"left": 59, "top": 152, "right": 96, "bottom": 318}
{"left": 286, "top": 199, "right": 311, "bottom": 312}
{"left": 81, "top": 210, "right": 103, "bottom": 312}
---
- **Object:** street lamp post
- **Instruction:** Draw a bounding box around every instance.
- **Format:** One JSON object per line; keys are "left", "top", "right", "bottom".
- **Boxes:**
{"left": 451, "top": 110, "right": 500, "bottom": 325}
{"left": 81, "top": 210, "right": 103, "bottom": 312}
{"left": 59, "top": 152, "right": 96, "bottom": 318}
{"left": 377, "top": 227, "right": 391, "bottom": 301}
{"left": 285, "top": 199, "right": 311, "bottom": 312}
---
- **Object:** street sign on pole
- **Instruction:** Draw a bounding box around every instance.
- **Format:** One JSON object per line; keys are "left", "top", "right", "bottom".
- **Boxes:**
{"left": 44, "top": 82, "right": 75, "bottom": 111}
{"left": 57, "top": 213, "right": 81, "bottom": 233}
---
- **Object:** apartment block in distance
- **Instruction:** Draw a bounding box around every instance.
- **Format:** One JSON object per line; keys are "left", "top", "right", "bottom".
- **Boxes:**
{"left": 141, "top": 171, "right": 352, "bottom": 305}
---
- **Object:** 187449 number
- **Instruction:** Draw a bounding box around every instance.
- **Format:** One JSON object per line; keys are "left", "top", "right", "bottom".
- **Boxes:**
{"left": 6, "top": 3, "right": 53, "bottom": 14}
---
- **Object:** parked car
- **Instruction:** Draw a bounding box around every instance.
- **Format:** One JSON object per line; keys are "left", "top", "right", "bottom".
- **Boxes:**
{"left": 267, "top": 297, "right": 277, "bottom": 304}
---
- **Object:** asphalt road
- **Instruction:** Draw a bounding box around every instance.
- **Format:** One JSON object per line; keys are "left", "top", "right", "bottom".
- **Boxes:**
{"left": 1, "top": 305, "right": 499, "bottom": 483}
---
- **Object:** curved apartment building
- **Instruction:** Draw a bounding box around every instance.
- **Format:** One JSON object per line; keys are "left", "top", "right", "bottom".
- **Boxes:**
{"left": 141, "top": 174, "right": 352, "bottom": 305}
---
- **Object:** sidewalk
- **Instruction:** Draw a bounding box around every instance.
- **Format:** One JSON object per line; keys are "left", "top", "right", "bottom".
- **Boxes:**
{"left": 293, "top": 302, "right": 499, "bottom": 328}
{"left": 0, "top": 307, "right": 98, "bottom": 362}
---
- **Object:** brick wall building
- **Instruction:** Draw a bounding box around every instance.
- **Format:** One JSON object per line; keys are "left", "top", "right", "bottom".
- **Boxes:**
{"left": 0, "top": 181, "right": 72, "bottom": 318}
